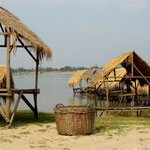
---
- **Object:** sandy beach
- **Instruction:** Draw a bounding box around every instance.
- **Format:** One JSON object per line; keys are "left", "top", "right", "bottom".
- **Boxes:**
{"left": 0, "top": 122, "right": 150, "bottom": 150}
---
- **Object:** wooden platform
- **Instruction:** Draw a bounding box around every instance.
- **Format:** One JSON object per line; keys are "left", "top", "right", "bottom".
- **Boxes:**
{"left": 0, "top": 88, "right": 40, "bottom": 127}
{"left": 96, "top": 106, "right": 150, "bottom": 117}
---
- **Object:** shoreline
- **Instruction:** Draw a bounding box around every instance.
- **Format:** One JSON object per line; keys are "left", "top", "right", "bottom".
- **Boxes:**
{"left": 13, "top": 71, "right": 74, "bottom": 75}
{"left": 1, "top": 111, "right": 150, "bottom": 150}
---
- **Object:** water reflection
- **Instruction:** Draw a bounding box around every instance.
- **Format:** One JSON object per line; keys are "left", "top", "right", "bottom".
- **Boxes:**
{"left": 69, "top": 94, "right": 150, "bottom": 108}
{"left": 13, "top": 74, "right": 150, "bottom": 112}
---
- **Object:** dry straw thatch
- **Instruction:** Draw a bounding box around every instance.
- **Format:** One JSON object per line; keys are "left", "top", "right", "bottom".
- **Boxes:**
{"left": 81, "top": 69, "right": 99, "bottom": 81}
{"left": 68, "top": 70, "right": 87, "bottom": 87}
{"left": 96, "top": 68, "right": 127, "bottom": 90}
{"left": 0, "top": 65, "right": 14, "bottom": 101}
{"left": 132, "top": 80, "right": 149, "bottom": 96}
{"left": 86, "top": 51, "right": 150, "bottom": 88}
{"left": 0, "top": 7, "right": 52, "bottom": 60}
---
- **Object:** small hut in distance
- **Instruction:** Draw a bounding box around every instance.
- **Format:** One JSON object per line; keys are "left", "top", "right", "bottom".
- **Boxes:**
{"left": 0, "top": 7, "right": 52, "bottom": 126}
{"left": 85, "top": 51, "right": 150, "bottom": 104}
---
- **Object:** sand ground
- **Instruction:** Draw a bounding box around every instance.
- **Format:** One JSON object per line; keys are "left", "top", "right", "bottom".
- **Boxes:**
{"left": 0, "top": 123, "right": 150, "bottom": 150}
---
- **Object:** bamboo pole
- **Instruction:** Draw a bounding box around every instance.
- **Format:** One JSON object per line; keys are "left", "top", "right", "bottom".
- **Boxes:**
{"left": 132, "top": 63, "right": 150, "bottom": 86}
{"left": 106, "top": 77, "right": 109, "bottom": 108}
{"left": 35, "top": 51, "right": 39, "bottom": 89}
{"left": 132, "top": 52, "right": 134, "bottom": 77}
{"left": 34, "top": 51, "right": 39, "bottom": 119}
{"left": 6, "top": 29, "right": 11, "bottom": 119}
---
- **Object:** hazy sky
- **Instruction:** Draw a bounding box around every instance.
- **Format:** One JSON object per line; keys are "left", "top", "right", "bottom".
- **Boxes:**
{"left": 1, "top": 0, "right": 150, "bottom": 68}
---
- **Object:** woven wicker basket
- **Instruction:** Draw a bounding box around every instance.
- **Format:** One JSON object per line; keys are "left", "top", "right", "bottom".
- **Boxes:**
{"left": 54, "top": 104, "right": 95, "bottom": 135}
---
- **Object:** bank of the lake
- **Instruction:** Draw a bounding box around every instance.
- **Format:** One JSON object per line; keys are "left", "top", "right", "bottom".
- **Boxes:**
{"left": 0, "top": 110, "right": 150, "bottom": 150}
{"left": 13, "top": 71, "right": 74, "bottom": 75}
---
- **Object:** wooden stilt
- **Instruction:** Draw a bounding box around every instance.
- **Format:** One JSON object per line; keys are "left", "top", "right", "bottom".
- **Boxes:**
{"left": 6, "top": 29, "right": 11, "bottom": 120}
{"left": 0, "top": 108, "right": 9, "bottom": 123}
{"left": 0, "top": 103, "right": 6, "bottom": 114}
{"left": 34, "top": 51, "right": 39, "bottom": 119}
{"left": 21, "top": 94, "right": 35, "bottom": 113}
{"left": 99, "top": 110, "right": 104, "bottom": 117}
{"left": 33, "top": 93, "right": 38, "bottom": 119}
{"left": 9, "top": 91, "right": 23, "bottom": 126}
{"left": 115, "top": 110, "right": 122, "bottom": 117}
{"left": 106, "top": 77, "right": 109, "bottom": 108}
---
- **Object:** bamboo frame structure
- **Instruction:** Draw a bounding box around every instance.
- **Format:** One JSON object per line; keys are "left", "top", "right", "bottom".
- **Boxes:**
{"left": 0, "top": 28, "right": 40, "bottom": 126}
{"left": 70, "top": 52, "right": 150, "bottom": 110}
{"left": 0, "top": 7, "right": 52, "bottom": 127}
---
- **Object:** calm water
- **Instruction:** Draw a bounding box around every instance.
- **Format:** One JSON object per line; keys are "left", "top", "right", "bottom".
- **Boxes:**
{"left": 12, "top": 74, "right": 150, "bottom": 112}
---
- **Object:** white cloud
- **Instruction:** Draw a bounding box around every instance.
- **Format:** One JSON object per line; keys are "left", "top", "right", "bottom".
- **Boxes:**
{"left": 117, "top": 0, "right": 149, "bottom": 12}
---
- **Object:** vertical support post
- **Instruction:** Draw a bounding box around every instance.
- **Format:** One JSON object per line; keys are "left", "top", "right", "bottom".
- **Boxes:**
{"left": 135, "top": 80, "right": 137, "bottom": 100}
{"left": 149, "top": 86, "right": 150, "bottom": 99}
{"left": 114, "top": 69, "right": 116, "bottom": 80}
{"left": 132, "top": 53, "right": 134, "bottom": 77}
{"left": 79, "top": 80, "right": 82, "bottom": 93}
{"left": 6, "top": 29, "right": 11, "bottom": 120}
{"left": 35, "top": 51, "right": 39, "bottom": 89}
{"left": 34, "top": 51, "right": 39, "bottom": 119}
{"left": 106, "top": 77, "right": 109, "bottom": 108}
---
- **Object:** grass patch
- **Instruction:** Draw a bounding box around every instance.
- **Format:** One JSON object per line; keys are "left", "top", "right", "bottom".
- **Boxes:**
{"left": 19, "top": 131, "right": 30, "bottom": 134}
{"left": 94, "top": 116, "right": 150, "bottom": 134}
{"left": 38, "top": 129, "right": 47, "bottom": 132}
{"left": 0, "top": 110, "right": 55, "bottom": 127}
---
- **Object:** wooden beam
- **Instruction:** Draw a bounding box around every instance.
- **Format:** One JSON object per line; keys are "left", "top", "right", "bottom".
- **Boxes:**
{"left": 0, "top": 103, "right": 6, "bottom": 115}
{"left": 0, "top": 108, "right": 9, "bottom": 123}
{"left": 10, "top": 89, "right": 40, "bottom": 94}
{"left": 33, "top": 94, "right": 38, "bottom": 119}
{"left": 9, "top": 91, "right": 23, "bottom": 126}
{"left": 132, "top": 52, "right": 134, "bottom": 76}
{"left": 106, "top": 77, "right": 109, "bottom": 107}
{"left": 0, "top": 93, "right": 12, "bottom": 96}
{"left": 0, "top": 23, "right": 4, "bottom": 32}
{"left": 132, "top": 63, "right": 150, "bottom": 86}
{"left": 21, "top": 94, "right": 35, "bottom": 113}
{"left": 35, "top": 51, "right": 39, "bottom": 89}
{"left": 113, "top": 69, "right": 116, "bottom": 80}
{"left": 6, "top": 29, "right": 11, "bottom": 119}
{"left": 0, "top": 45, "right": 32, "bottom": 48}
{"left": 0, "top": 32, "right": 10, "bottom": 35}
{"left": 18, "top": 37, "right": 37, "bottom": 62}
{"left": 106, "top": 76, "right": 150, "bottom": 79}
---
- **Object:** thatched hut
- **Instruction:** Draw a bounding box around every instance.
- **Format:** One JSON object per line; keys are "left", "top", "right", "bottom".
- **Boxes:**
{"left": 68, "top": 70, "right": 87, "bottom": 87}
{"left": 96, "top": 68, "right": 127, "bottom": 90}
{"left": 85, "top": 51, "right": 150, "bottom": 102}
{"left": 86, "top": 51, "right": 150, "bottom": 88}
{"left": 0, "top": 7, "right": 52, "bottom": 126}
{"left": 81, "top": 69, "right": 99, "bottom": 83}
{"left": 68, "top": 69, "right": 100, "bottom": 94}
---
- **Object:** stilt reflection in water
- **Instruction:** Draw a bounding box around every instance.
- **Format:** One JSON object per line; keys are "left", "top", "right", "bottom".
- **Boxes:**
{"left": 69, "top": 94, "right": 150, "bottom": 108}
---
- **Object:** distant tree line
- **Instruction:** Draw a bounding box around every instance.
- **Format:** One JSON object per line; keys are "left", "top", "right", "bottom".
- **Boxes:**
{"left": 11, "top": 65, "right": 101, "bottom": 73}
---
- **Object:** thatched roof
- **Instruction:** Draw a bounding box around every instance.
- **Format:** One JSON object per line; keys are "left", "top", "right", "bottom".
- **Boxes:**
{"left": 0, "top": 65, "right": 14, "bottom": 101}
{"left": 0, "top": 7, "right": 52, "bottom": 60}
{"left": 86, "top": 51, "right": 150, "bottom": 88}
{"left": 96, "top": 68, "right": 127, "bottom": 90}
{"left": 132, "top": 80, "right": 149, "bottom": 96}
{"left": 81, "top": 69, "right": 99, "bottom": 81}
{"left": 68, "top": 70, "right": 87, "bottom": 87}
{"left": 0, "top": 65, "right": 14, "bottom": 89}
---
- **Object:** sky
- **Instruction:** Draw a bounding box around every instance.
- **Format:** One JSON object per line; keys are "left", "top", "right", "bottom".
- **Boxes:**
{"left": 1, "top": 0, "right": 150, "bottom": 69}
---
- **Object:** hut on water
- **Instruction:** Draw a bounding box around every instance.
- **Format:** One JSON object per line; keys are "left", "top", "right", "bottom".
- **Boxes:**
{"left": 68, "top": 70, "right": 87, "bottom": 91}
{"left": 68, "top": 69, "right": 99, "bottom": 94}
{"left": 85, "top": 51, "right": 150, "bottom": 102}
{"left": 0, "top": 7, "right": 52, "bottom": 126}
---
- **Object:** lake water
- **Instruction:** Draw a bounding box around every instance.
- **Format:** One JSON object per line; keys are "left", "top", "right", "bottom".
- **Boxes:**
{"left": 13, "top": 74, "right": 150, "bottom": 112}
